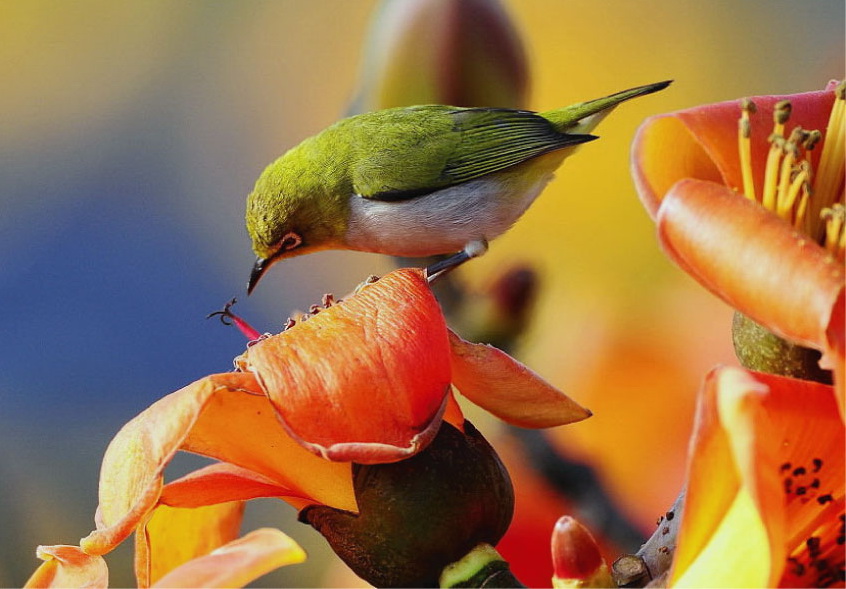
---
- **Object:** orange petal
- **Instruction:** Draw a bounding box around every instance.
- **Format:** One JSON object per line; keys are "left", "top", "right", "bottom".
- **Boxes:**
{"left": 150, "top": 528, "right": 306, "bottom": 589}
{"left": 671, "top": 367, "right": 843, "bottom": 587}
{"left": 81, "top": 372, "right": 353, "bottom": 556}
{"left": 24, "top": 545, "right": 108, "bottom": 589}
{"left": 448, "top": 330, "right": 591, "bottom": 427}
{"left": 82, "top": 373, "right": 259, "bottom": 556}
{"left": 657, "top": 178, "right": 845, "bottom": 354}
{"left": 160, "top": 463, "right": 307, "bottom": 508}
{"left": 243, "top": 268, "right": 452, "bottom": 463}
{"left": 136, "top": 502, "right": 244, "bottom": 588}
{"left": 181, "top": 385, "right": 355, "bottom": 512}
{"left": 632, "top": 89, "right": 835, "bottom": 217}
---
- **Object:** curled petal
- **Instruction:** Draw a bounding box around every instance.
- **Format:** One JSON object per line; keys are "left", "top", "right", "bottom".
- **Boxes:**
{"left": 657, "top": 179, "right": 845, "bottom": 356}
{"left": 244, "top": 268, "right": 452, "bottom": 464}
{"left": 151, "top": 528, "right": 306, "bottom": 589}
{"left": 632, "top": 89, "right": 835, "bottom": 217}
{"left": 136, "top": 502, "right": 244, "bottom": 588}
{"left": 81, "top": 372, "right": 353, "bottom": 555}
{"left": 80, "top": 374, "right": 260, "bottom": 555}
{"left": 448, "top": 331, "right": 591, "bottom": 427}
{"left": 25, "top": 545, "right": 108, "bottom": 589}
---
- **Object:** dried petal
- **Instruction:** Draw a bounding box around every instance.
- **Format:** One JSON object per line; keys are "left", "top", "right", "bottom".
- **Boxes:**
{"left": 24, "top": 545, "right": 108, "bottom": 589}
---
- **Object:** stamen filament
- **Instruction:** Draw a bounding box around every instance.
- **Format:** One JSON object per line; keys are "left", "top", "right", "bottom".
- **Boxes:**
{"left": 822, "top": 203, "right": 845, "bottom": 261}
{"left": 808, "top": 81, "right": 846, "bottom": 240}
{"left": 739, "top": 98, "right": 757, "bottom": 201}
{"left": 795, "top": 186, "right": 811, "bottom": 230}
{"left": 778, "top": 165, "right": 809, "bottom": 222}
{"left": 762, "top": 136, "right": 785, "bottom": 211}
{"left": 775, "top": 137, "right": 799, "bottom": 215}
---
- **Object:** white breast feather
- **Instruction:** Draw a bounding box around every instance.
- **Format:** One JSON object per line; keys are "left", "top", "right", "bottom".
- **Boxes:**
{"left": 345, "top": 172, "right": 554, "bottom": 257}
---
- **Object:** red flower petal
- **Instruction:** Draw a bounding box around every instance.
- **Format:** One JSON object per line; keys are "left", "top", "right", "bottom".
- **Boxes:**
{"left": 243, "top": 268, "right": 452, "bottom": 464}
{"left": 632, "top": 89, "right": 835, "bottom": 217}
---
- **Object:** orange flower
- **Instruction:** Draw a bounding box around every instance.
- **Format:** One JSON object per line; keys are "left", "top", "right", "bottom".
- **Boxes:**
{"left": 669, "top": 366, "right": 844, "bottom": 587}
{"left": 631, "top": 82, "right": 845, "bottom": 413}
{"left": 29, "top": 268, "right": 588, "bottom": 587}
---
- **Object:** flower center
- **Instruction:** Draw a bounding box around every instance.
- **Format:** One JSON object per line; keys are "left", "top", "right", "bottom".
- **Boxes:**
{"left": 738, "top": 81, "right": 845, "bottom": 261}
{"left": 779, "top": 458, "right": 845, "bottom": 587}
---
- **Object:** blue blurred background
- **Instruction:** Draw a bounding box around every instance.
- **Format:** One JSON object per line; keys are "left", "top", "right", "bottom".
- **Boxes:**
{"left": 1, "top": 1, "right": 843, "bottom": 586}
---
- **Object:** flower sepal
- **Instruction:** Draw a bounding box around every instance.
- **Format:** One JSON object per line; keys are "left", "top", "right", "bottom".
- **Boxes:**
{"left": 732, "top": 312, "right": 832, "bottom": 384}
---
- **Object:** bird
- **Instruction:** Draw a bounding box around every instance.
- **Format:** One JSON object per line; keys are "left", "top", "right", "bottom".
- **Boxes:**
{"left": 245, "top": 80, "right": 671, "bottom": 293}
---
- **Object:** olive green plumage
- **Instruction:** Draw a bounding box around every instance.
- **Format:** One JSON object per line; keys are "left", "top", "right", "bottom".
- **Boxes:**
{"left": 245, "top": 80, "right": 671, "bottom": 292}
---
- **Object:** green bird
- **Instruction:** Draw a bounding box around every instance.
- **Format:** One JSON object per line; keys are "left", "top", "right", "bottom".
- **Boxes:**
{"left": 245, "top": 80, "right": 671, "bottom": 293}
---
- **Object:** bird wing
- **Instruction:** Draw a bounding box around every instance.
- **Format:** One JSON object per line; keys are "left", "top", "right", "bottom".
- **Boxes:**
{"left": 353, "top": 106, "right": 595, "bottom": 202}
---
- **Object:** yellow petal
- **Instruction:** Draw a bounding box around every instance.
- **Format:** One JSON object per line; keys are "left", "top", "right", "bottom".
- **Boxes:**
{"left": 136, "top": 502, "right": 244, "bottom": 588}
{"left": 151, "top": 528, "right": 306, "bottom": 588}
{"left": 24, "top": 545, "right": 108, "bottom": 589}
{"left": 448, "top": 330, "right": 591, "bottom": 427}
{"left": 672, "top": 487, "right": 772, "bottom": 588}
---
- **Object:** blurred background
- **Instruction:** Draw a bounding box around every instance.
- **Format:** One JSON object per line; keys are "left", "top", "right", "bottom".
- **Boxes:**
{"left": 1, "top": 1, "right": 843, "bottom": 586}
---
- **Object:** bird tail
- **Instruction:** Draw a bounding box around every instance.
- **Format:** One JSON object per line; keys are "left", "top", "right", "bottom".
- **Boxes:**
{"left": 542, "top": 80, "right": 672, "bottom": 134}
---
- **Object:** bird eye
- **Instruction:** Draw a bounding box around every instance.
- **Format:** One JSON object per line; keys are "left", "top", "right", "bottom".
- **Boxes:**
{"left": 280, "top": 231, "right": 302, "bottom": 251}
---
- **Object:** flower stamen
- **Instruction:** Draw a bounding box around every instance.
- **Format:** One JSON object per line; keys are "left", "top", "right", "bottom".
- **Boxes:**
{"left": 822, "top": 203, "right": 845, "bottom": 261}
{"left": 739, "top": 98, "right": 757, "bottom": 201}
{"left": 809, "top": 81, "right": 846, "bottom": 239}
{"left": 736, "top": 82, "right": 845, "bottom": 248}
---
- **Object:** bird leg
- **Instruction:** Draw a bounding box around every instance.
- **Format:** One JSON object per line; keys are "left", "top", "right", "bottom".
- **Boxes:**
{"left": 424, "top": 239, "right": 488, "bottom": 283}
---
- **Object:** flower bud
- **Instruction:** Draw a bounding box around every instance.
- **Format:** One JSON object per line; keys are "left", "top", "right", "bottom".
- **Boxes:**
{"left": 352, "top": 0, "right": 529, "bottom": 112}
{"left": 300, "top": 421, "right": 514, "bottom": 587}
{"left": 551, "top": 516, "right": 612, "bottom": 588}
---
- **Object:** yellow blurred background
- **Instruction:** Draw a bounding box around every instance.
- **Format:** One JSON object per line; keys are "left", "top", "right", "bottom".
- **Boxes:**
{"left": 0, "top": 1, "right": 842, "bottom": 586}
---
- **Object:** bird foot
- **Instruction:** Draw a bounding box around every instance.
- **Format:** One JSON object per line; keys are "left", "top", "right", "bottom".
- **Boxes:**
{"left": 425, "top": 239, "right": 488, "bottom": 283}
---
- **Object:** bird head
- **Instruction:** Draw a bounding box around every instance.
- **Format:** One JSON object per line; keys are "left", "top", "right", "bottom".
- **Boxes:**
{"left": 245, "top": 149, "right": 349, "bottom": 294}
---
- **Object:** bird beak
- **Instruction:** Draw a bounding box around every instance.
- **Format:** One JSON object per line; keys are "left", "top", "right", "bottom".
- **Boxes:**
{"left": 247, "top": 256, "right": 269, "bottom": 295}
